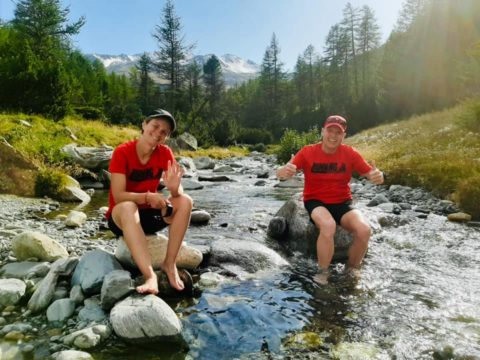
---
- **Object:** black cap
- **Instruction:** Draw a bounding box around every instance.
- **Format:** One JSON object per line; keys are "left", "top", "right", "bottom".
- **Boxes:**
{"left": 146, "top": 109, "right": 176, "bottom": 133}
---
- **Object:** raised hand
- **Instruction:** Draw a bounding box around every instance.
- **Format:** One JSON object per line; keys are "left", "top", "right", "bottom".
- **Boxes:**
{"left": 278, "top": 154, "right": 297, "bottom": 179}
{"left": 367, "top": 160, "right": 384, "bottom": 185}
{"left": 161, "top": 160, "right": 185, "bottom": 193}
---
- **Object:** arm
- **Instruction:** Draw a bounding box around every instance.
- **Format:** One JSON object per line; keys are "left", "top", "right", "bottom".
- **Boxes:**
{"left": 110, "top": 173, "right": 149, "bottom": 205}
{"left": 362, "top": 160, "right": 384, "bottom": 185}
{"left": 276, "top": 154, "right": 298, "bottom": 180}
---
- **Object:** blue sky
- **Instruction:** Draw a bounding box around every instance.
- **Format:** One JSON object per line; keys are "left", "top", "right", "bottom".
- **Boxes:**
{"left": 0, "top": 0, "right": 404, "bottom": 71}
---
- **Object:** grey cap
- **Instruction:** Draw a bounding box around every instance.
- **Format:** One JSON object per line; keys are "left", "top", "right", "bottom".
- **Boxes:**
{"left": 146, "top": 109, "right": 176, "bottom": 132}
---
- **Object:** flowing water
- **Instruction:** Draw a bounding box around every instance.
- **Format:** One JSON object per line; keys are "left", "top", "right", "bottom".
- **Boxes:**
{"left": 2, "top": 155, "right": 480, "bottom": 359}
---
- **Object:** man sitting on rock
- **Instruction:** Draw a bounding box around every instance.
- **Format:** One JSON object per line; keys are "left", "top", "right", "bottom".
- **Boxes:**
{"left": 106, "top": 109, "right": 193, "bottom": 294}
{"left": 276, "top": 115, "right": 384, "bottom": 284}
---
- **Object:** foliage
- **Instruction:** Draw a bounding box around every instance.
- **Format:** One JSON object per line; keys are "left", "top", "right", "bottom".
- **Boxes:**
{"left": 455, "top": 176, "right": 480, "bottom": 219}
{"left": 276, "top": 127, "right": 320, "bottom": 164}
{"left": 237, "top": 127, "right": 273, "bottom": 145}
{"left": 73, "top": 106, "right": 105, "bottom": 120}
{"left": 457, "top": 99, "right": 480, "bottom": 133}
{"left": 178, "top": 146, "right": 249, "bottom": 159}
{"left": 34, "top": 167, "right": 68, "bottom": 198}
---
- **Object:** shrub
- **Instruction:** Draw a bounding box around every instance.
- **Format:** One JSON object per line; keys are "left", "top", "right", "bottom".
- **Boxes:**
{"left": 458, "top": 99, "right": 480, "bottom": 133}
{"left": 276, "top": 127, "right": 320, "bottom": 164}
{"left": 34, "top": 168, "right": 68, "bottom": 198}
{"left": 237, "top": 128, "right": 273, "bottom": 145}
{"left": 73, "top": 106, "right": 105, "bottom": 120}
{"left": 248, "top": 143, "right": 266, "bottom": 152}
{"left": 455, "top": 176, "right": 480, "bottom": 219}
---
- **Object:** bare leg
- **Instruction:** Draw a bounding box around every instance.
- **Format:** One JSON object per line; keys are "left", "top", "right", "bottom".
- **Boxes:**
{"left": 311, "top": 207, "right": 336, "bottom": 284}
{"left": 311, "top": 206, "right": 336, "bottom": 270}
{"left": 162, "top": 194, "right": 193, "bottom": 291}
{"left": 340, "top": 209, "right": 371, "bottom": 269}
{"left": 112, "top": 202, "right": 158, "bottom": 295}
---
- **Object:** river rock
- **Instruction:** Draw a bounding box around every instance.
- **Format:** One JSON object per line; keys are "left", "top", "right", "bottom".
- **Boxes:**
{"left": 274, "top": 177, "right": 304, "bottom": 188}
{"left": 181, "top": 178, "right": 204, "bottom": 190}
{"left": 51, "top": 350, "right": 94, "bottom": 360}
{"left": 193, "top": 156, "right": 215, "bottom": 170}
{"left": 447, "top": 212, "right": 472, "bottom": 222}
{"left": 64, "top": 210, "right": 87, "bottom": 227}
{"left": 0, "top": 279, "right": 26, "bottom": 306}
{"left": 0, "top": 261, "right": 50, "bottom": 279}
{"left": 110, "top": 294, "right": 182, "bottom": 342}
{"left": 115, "top": 234, "right": 203, "bottom": 270}
{"left": 63, "top": 324, "right": 112, "bottom": 349}
{"left": 78, "top": 297, "right": 107, "bottom": 322}
{"left": 213, "top": 165, "right": 234, "bottom": 173}
{"left": 190, "top": 210, "right": 211, "bottom": 225}
{"left": 268, "top": 196, "right": 353, "bottom": 260}
{"left": 46, "top": 298, "right": 76, "bottom": 322}
{"left": 210, "top": 238, "right": 289, "bottom": 273}
{"left": 100, "top": 270, "right": 134, "bottom": 310}
{"left": 28, "top": 258, "right": 78, "bottom": 314}
{"left": 71, "top": 250, "right": 123, "bottom": 296}
{"left": 12, "top": 231, "right": 69, "bottom": 261}
{"left": 57, "top": 176, "right": 91, "bottom": 203}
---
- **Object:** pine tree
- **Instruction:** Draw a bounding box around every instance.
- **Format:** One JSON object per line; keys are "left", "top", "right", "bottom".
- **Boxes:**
{"left": 203, "top": 55, "right": 224, "bottom": 121}
{"left": 134, "top": 53, "right": 156, "bottom": 115}
{"left": 394, "top": 0, "right": 429, "bottom": 33}
{"left": 152, "top": 0, "right": 193, "bottom": 112}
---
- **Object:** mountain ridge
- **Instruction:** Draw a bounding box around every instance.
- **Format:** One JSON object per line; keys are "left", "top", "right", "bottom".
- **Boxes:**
{"left": 85, "top": 52, "right": 260, "bottom": 87}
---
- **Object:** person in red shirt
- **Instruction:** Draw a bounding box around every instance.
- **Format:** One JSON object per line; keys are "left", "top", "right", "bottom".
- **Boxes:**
{"left": 276, "top": 115, "right": 384, "bottom": 284}
{"left": 106, "top": 109, "right": 192, "bottom": 294}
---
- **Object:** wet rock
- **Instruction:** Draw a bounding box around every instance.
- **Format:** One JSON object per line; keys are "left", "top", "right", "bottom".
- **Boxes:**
{"left": 115, "top": 234, "right": 202, "bottom": 270}
{"left": 274, "top": 177, "right": 304, "bottom": 188}
{"left": 63, "top": 324, "right": 111, "bottom": 349}
{"left": 268, "top": 197, "right": 353, "bottom": 260}
{"left": 198, "top": 272, "right": 225, "bottom": 287}
{"left": 78, "top": 297, "right": 106, "bottom": 322}
{"left": 51, "top": 350, "right": 94, "bottom": 360}
{"left": 0, "top": 278, "right": 26, "bottom": 306}
{"left": 193, "top": 156, "right": 215, "bottom": 170}
{"left": 210, "top": 238, "right": 288, "bottom": 273}
{"left": 181, "top": 178, "right": 204, "bottom": 190}
{"left": 110, "top": 294, "right": 182, "bottom": 342}
{"left": 190, "top": 210, "right": 211, "bottom": 225}
{"left": 213, "top": 165, "right": 234, "bottom": 173}
{"left": 198, "top": 175, "right": 232, "bottom": 182}
{"left": 71, "top": 250, "right": 123, "bottom": 296}
{"left": 447, "top": 212, "right": 472, "bottom": 222}
{"left": 12, "top": 231, "right": 69, "bottom": 261}
{"left": 367, "top": 194, "right": 389, "bottom": 207}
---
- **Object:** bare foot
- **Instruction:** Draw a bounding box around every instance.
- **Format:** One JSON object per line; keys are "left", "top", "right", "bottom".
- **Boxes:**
{"left": 136, "top": 274, "right": 159, "bottom": 295}
{"left": 162, "top": 262, "right": 185, "bottom": 291}
{"left": 313, "top": 269, "right": 330, "bottom": 285}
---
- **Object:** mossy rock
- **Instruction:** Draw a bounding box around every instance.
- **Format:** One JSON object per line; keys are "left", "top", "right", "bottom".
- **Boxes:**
{"left": 0, "top": 142, "right": 38, "bottom": 196}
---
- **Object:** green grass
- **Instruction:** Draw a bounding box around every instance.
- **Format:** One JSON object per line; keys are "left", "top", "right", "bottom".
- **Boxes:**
{"left": 346, "top": 101, "right": 480, "bottom": 218}
{"left": 178, "top": 146, "right": 249, "bottom": 159}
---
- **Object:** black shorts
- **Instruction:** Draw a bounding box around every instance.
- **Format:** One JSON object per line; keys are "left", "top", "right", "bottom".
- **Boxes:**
{"left": 107, "top": 208, "right": 169, "bottom": 237}
{"left": 304, "top": 200, "right": 354, "bottom": 225}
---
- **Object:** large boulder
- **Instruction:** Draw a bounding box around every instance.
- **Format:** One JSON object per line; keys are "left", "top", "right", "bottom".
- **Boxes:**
{"left": 61, "top": 144, "right": 112, "bottom": 170}
{"left": 71, "top": 250, "right": 123, "bottom": 295}
{"left": 110, "top": 294, "right": 182, "bottom": 343}
{"left": 0, "top": 279, "right": 26, "bottom": 306}
{"left": 115, "top": 234, "right": 203, "bottom": 270}
{"left": 176, "top": 132, "right": 198, "bottom": 151}
{"left": 268, "top": 196, "right": 353, "bottom": 261}
{"left": 12, "top": 231, "right": 69, "bottom": 262}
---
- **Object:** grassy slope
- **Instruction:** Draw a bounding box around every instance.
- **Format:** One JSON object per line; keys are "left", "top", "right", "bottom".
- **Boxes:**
{"left": 345, "top": 103, "right": 480, "bottom": 217}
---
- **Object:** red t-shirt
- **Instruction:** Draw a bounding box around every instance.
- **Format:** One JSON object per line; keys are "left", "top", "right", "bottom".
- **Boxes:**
{"left": 291, "top": 143, "right": 371, "bottom": 204}
{"left": 106, "top": 140, "right": 175, "bottom": 219}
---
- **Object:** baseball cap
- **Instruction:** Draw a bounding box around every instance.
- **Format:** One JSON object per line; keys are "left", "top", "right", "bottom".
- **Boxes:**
{"left": 324, "top": 115, "right": 347, "bottom": 132}
{"left": 146, "top": 109, "right": 176, "bottom": 133}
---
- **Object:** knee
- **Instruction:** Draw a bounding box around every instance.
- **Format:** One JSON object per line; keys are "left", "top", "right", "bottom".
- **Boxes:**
{"left": 176, "top": 193, "right": 193, "bottom": 210}
{"left": 114, "top": 201, "right": 138, "bottom": 218}
{"left": 314, "top": 218, "right": 336, "bottom": 238}
{"left": 354, "top": 223, "right": 371, "bottom": 242}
